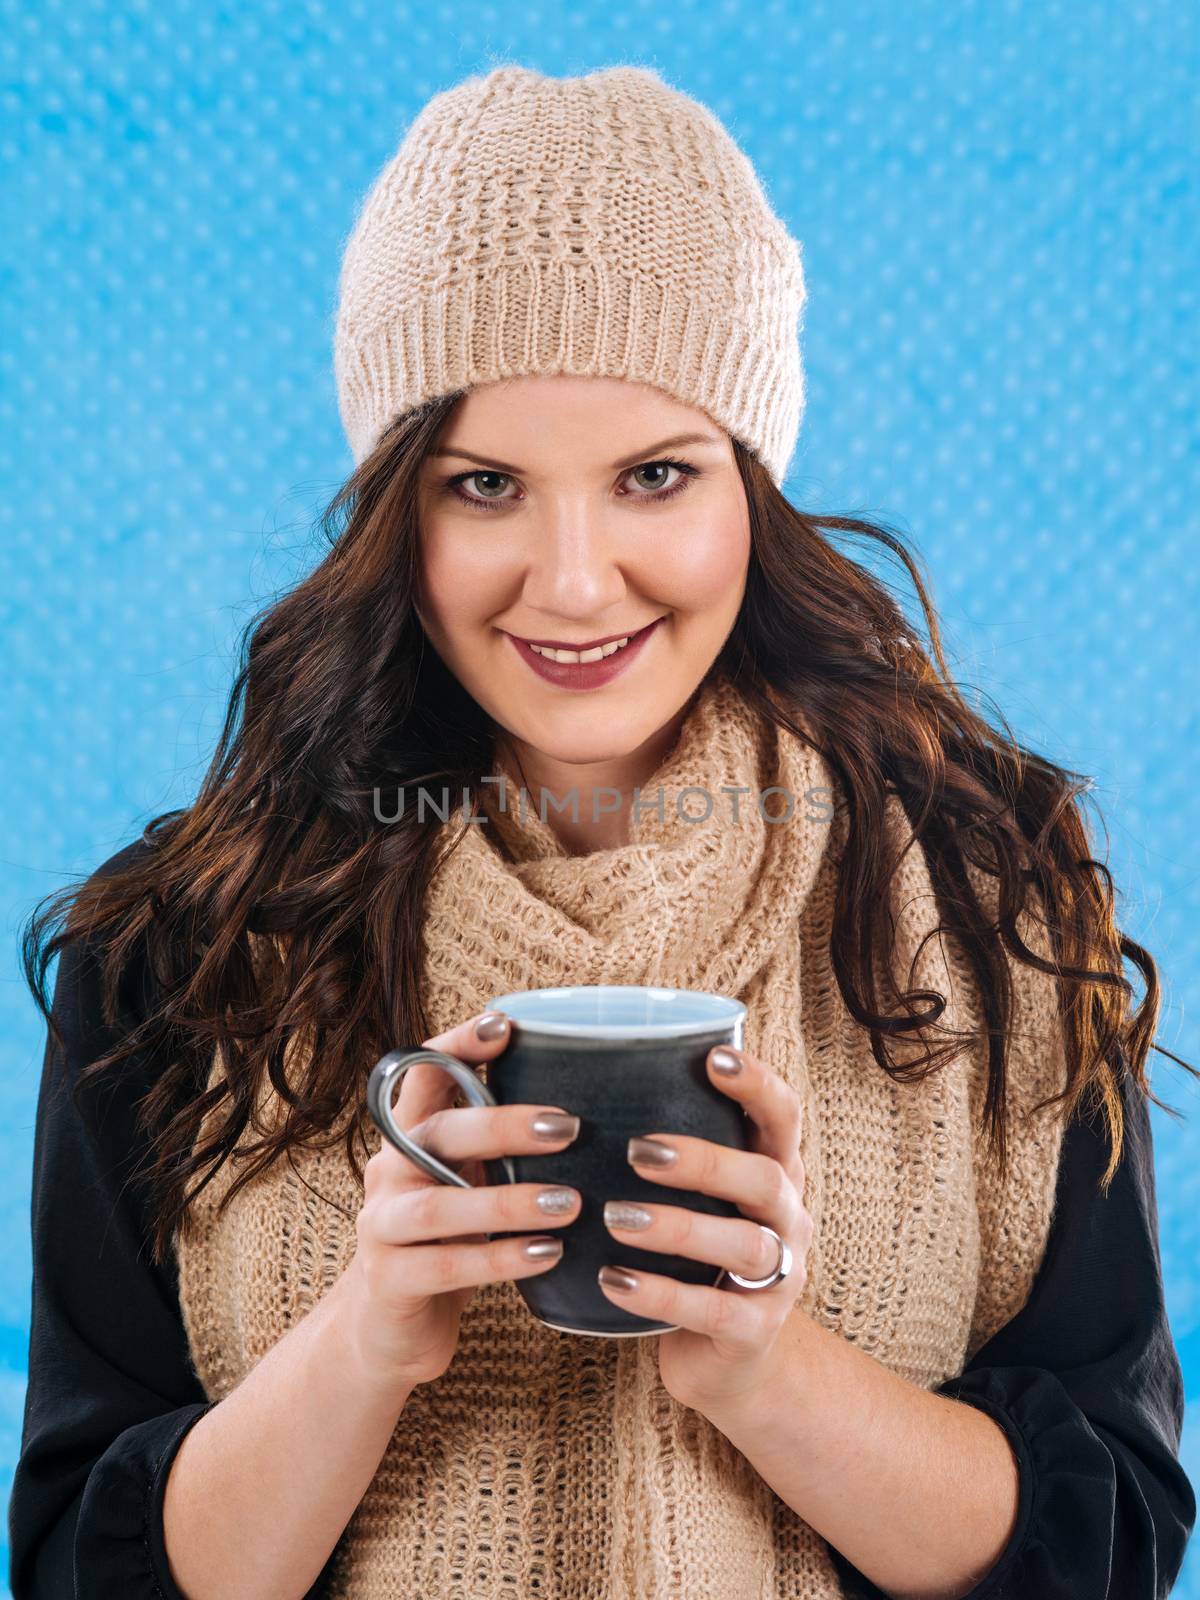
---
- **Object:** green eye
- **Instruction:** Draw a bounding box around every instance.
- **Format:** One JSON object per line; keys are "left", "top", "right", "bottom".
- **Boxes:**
{"left": 460, "top": 470, "right": 512, "bottom": 501}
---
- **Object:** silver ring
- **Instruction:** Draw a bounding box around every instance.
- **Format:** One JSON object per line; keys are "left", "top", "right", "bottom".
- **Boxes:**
{"left": 721, "top": 1224, "right": 792, "bottom": 1291}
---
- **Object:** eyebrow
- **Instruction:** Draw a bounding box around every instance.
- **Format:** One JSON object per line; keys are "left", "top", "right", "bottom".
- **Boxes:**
{"left": 428, "top": 431, "right": 726, "bottom": 476}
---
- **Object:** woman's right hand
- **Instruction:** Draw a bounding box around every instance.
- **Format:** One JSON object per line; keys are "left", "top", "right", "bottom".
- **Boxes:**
{"left": 338, "top": 1009, "right": 582, "bottom": 1400}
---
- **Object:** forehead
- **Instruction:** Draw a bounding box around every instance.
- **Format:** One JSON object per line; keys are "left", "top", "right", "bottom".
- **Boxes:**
{"left": 432, "top": 376, "right": 729, "bottom": 471}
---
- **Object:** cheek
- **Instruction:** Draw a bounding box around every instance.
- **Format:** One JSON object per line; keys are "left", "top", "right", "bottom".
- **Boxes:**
{"left": 419, "top": 524, "right": 508, "bottom": 632}
{"left": 654, "top": 508, "right": 750, "bottom": 610}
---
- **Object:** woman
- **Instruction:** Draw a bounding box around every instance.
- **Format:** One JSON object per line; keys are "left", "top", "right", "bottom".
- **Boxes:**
{"left": 10, "top": 62, "right": 1196, "bottom": 1600}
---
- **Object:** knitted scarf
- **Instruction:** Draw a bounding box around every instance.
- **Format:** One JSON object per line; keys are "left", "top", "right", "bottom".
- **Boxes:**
{"left": 176, "top": 671, "right": 1069, "bottom": 1598}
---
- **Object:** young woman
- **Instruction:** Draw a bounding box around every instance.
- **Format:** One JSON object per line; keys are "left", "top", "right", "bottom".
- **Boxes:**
{"left": 10, "top": 62, "right": 1196, "bottom": 1600}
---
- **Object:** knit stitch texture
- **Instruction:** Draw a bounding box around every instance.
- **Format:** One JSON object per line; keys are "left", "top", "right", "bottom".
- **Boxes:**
{"left": 176, "top": 673, "right": 1069, "bottom": 1597}
{"left": 333, "top": 64, "right": 808, "bottom": 486}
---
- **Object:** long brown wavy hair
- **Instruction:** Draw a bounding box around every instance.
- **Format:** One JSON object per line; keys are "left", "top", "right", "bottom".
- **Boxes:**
{"left": 22, "top": 390, "right": 1198, "bottom": 1268}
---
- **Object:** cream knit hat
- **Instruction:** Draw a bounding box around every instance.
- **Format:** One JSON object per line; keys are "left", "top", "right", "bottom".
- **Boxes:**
{"left": 333, "top": 64, "right": 807, "bottom": 487}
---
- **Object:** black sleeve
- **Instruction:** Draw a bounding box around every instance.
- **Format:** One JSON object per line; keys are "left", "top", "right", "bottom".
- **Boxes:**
{"left": 8, "top": 838, "right": 341, "bottom": 1598}
{"left": 828, "top": 1059, "right": 1197, "bottom": 1599}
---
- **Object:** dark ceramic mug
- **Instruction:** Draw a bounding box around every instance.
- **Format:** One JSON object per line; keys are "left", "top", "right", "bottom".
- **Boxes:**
{"left": 366, "top": 985, "right": 748, "bottom": 1337}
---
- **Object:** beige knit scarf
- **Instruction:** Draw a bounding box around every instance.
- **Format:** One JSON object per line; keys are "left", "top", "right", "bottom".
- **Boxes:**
{"left": 176, "top": 671, "right": 1069, "bottom": 1598}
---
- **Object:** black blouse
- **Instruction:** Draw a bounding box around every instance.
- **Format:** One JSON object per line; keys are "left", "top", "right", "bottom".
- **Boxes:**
{"left": 8, "top": 840, "right": 1197, "bottom": 1598}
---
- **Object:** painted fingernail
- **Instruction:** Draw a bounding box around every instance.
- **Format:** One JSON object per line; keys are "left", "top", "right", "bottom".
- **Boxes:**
{"left": 531, "top": 1111, "right": 580, "bottom": 1142}
{"left": 604, "top": 1200, "right": 652, "bottom": 1232}
{"left": 523, "top": 1237, "right": 563, "bottom": 1260}
{"left": 599, "top": 1264, "right": 639, "bottom": 1292}
{"left": 475, "top": 1011, "right": 508, "bottom": 1040}
{"left": 628, "top": 1136, "right": 677, "bottom": 1169}
{"left": 710, "top": 1047, "right": 742, "bottom": 1076}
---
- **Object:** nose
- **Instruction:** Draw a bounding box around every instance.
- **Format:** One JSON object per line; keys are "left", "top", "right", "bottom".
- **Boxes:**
{"left": 518, "top": 512, "right": 629, "bottom": 621}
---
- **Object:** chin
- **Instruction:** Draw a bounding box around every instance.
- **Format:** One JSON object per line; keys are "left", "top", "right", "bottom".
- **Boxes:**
{"left": 508, "top": 714, "right": 652, "bottom": 767}
{"left": 507, "top": 690, "right": 666, "bottom": 750}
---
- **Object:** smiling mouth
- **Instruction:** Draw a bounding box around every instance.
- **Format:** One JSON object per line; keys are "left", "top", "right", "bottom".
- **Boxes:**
{"left": 513, "top": 616, "right": 666, "bottom": 664}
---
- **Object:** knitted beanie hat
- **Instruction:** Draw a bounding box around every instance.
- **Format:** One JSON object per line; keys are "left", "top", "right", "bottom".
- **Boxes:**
{"left": 333, "top": 63, "right": 808, "bottom": 487}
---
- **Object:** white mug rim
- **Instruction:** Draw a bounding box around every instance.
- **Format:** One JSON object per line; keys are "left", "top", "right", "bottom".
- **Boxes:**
{"left": 483, "top": 983, "right": 746, "bottom": 1041}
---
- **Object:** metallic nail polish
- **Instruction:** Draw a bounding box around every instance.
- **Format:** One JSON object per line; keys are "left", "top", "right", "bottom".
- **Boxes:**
{"left": 531, "top": 1111, "right": 581, "bottom": 1141}
{"left": 604, "top": 1201, "right": 652, "bottom": 1231}
{"left": 627, "top": 1136, "right": 677, "bottom": 1169}
{"left": 709, "top": 1046, "right": 742, "bottom": 1076}
{"left": 598, "top": 1264, "right": 639, "bottom": 1292}
{"left": 475, "top": 1011, "right": 508, "bottom": 1040}
{"left": 536, "top": 1186, "right": 579, "bottom": 1215}
{"left": 523, "top": 1237, "right": 564, "bottom": 1260}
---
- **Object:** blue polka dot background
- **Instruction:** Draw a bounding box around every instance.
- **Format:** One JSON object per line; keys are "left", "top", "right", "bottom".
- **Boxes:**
{"left": 1, "top": 3, "right": 1196, "bottom": 1591}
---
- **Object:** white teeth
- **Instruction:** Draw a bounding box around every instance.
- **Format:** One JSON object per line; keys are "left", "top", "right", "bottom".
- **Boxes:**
{"left": 529, "top": 634, "right": 631, "bottom": 663}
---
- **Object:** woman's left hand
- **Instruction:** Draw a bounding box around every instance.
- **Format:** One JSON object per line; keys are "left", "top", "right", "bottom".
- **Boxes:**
{"left": 597, "top": 1042, "right": 814, "bottom": 1417}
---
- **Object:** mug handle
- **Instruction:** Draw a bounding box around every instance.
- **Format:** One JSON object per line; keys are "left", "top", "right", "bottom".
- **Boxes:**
{"left": 366, "top": 1048, "right": 516, "bottom": 1189}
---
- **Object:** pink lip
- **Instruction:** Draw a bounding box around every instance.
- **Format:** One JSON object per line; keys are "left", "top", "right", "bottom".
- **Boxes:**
{"left": 509, "top": 616, "right": 665, "bottom": 690}
{"left": 515, "top": 623, "right": 650, "bottom": 651}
